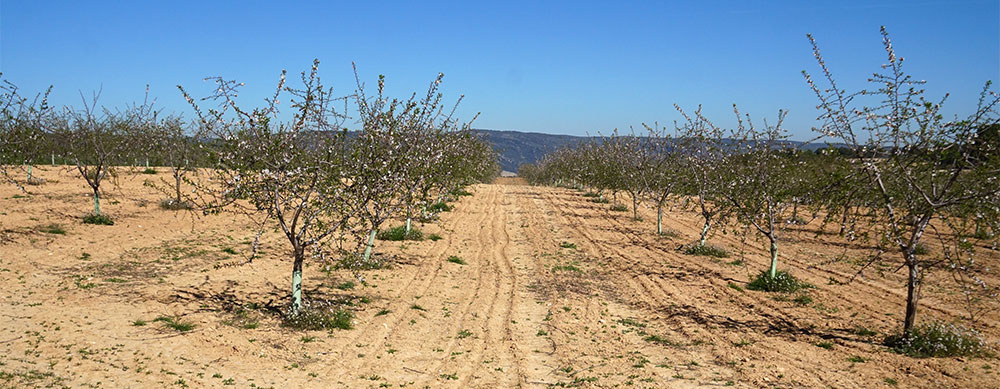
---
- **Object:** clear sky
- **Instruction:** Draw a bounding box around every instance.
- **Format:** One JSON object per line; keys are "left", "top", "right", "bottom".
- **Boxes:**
{"left": 1, "top": 1, "right": 997, "bottom": 139}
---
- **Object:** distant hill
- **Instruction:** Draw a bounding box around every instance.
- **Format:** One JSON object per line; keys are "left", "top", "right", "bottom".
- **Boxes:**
{"left": 469, "top": 129, "right": 588, "bottom": 173}
{"left": 470, "top": 129, "right": 837, "bottom": 173}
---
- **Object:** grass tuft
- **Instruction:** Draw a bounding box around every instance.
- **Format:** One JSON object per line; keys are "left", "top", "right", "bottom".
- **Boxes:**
{"left": 377, "top": 225, "right": 423, "bottom": 241}
{"left": 609, "top": 203, "right": 628, "bottom": 212}
{"left": 37, "top": 223, "right": 66, "bottom": 235}
{"left": 427, "top": 202, "right": 452, "bottom": 213}
{"left": 683, "top": 244, "right": 729, "bottom": 258}
{"left": 153, "top": 316, "right": 196, "bottom": 332}
{"left": 447, "top": 255, "right": 466, "bottom": 265}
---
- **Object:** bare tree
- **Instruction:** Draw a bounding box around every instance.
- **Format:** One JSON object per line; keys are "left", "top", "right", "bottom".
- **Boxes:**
{"left": 55, "top": 89, "right": 155, "bottom": 223}
{"left": 0, "top": 75, "right": 53, "bottom": 189}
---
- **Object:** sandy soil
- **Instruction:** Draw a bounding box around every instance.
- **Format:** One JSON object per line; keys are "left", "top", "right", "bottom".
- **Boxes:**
{"left": 0, "top": 167, "right": 997, "bottom": 388}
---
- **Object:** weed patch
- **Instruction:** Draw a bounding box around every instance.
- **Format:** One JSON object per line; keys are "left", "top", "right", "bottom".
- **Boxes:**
{"left": 884, "top": 322, "right": 990, "bottom": 358}
{"left": 282, "top": 308, "right": 353, "bottom": 331}
{"left": 153, "top": 316, "right": 196, "bottom": 332}
{"left": 377, "top": 225, "right": 423, "bottom": 241}
{"left": 82, "top": 213, "right": 114, "bottom": 225}
{"left": 746, "top": 270, "right": 810, "bottom": 293}
{"left": 683, "top": 244, "right": 729, "bottom": 258}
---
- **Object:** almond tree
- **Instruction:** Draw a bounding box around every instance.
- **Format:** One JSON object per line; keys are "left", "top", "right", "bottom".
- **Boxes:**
{"left": 55, "top": 91, "right": 155, "bottom": 223}
{"left": 675, "top": 105, "right": 730, "bottom": 247}
{"left": 641, "top": 123, "right": 682, "bottom": 235}
{"left": 147, "top": 111, "right": 211, "bottom": 209}
{"left": 719, "top": 106, "right": 811, "bottom": 285}
{"left": 0, "top": 76, "right": 53, "bottom": 189}
{"left": 183, "top": 60, "right": 355, "bottom": 314}
{"left": 804, "top": 27, "right": 1000, "bottom": 336}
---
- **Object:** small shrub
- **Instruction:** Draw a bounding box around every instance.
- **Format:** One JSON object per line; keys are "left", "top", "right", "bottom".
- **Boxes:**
{"left": 726, "top": 282, "right": 743, "bottom": 292}
{"left": 221, "top": 247, "right": 237, "bottom": 255}
{"left": 582, "top": 192, "right": 600, "bottom": 198}
{"left": 282, "top": 308, "right": 354, "bottom": 331}
{"left": 912, "top": 243, "right": 929, "bottom": 255}
{"left": 589, "top": 197, "right": 610, "bottom": 204}
{"left": 427, "top": 202, "right": 452, "bottom": 213}
{"left": 559, "top": 241, "right": 577, "bottom": 249}
{"left": 446, "top": 256, "right": 466, "bottom": 265}
{"left": 815, "top": 341, "right": 834, "bottom": 350}
{"left": 884, "top": 322, "right": 988, "bottom": 358}
{"left": 160, "top": 198, "right": 194, "bottom": 210}
{"left": 456, "top": 329, "right": 472, "bottom": 339}
{"left": 375, "top": 309, "right": 391, "bottom": 317}
{"left": 82, "top": 213, "right": 114, "bottom": 225}
{"left": 884, "top": 378, "right": 898, "bottom": 386}
{"left": 428, "top": 233, "right": 443, "bottom": 241}
{"left": 37, "top": 223, "right": 66, "bottom": 235}
{"left": 142, "top": 168, "right": 157, "bottom": 174}
{"left": 377, "top": 225, "right": 423, "bottom": 241}
{"left": 746, "top": 270, "right": 809, "bottom": 293}
{"left": 683, "top": 244, "right": 729, "bottom": 258}
{"left": 26, "top": 177, "right": 46, "bottom": 185}
{"left": 846, "top": 355, "right": 865, "bottom": 363}
{"left": 132, "top": 319, "right": 147, "bottom": 326}
{"left": 609, "top": 203, "right": 628, "bottom": 212}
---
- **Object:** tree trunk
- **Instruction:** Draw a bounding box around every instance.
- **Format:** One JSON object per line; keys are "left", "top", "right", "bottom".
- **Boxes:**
{"left": 291, "top": 247, "right": 305, "bottom": 315}
{"left": 174, "top": 171, "right": 183, "bottom": 204}
{"left": 26, "top": 165, "right": 32, "bottom": 181}
{"left": 406, "top": 217, "right": 412, "bottom": 234}
{"left": 93, "top": 187, "right": 102, "bottom": 216}
{"left": 903, "top": 256, "right": 920, "bottom": 336}
{"left": 51, "top": 154, "right": 55, "bottom": 166}
{"left": 768, "top": 237, "right": 778, "bottom": 279}
{"left": 699, "top": 218, "right": 710, "bottom": 246}
{"left": 632, "top": 193, "right": 639, "bottom": 220}
{"left": 362, "top": 229, "right": 378, "bottom": 262}
{"left": 656, "top": 203, "right": 663, "bottom": 235}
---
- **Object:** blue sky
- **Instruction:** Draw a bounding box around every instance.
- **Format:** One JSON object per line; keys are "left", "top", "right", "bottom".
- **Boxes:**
{"left": 1, "top": 1, "right": 997, "bottom": 139}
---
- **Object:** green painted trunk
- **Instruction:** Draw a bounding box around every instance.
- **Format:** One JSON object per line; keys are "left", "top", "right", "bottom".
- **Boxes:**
{"left": 405, "top": 217, "right": 412, "bottom": 234}
{"left": 362, "top": 229, "right": 378, "bottom": 262}
{"left": 93, "top": 190, "right": 101, "bottom": 216}
{"left": 768, "top": 240, "right": 778, "bottom": 279}
{"left": 699, "top": 221, "right": 710, "bottom": 246}
{"left": 656, "top": 205, "right": 663, "bottom": 235}
{"left": 26, "top": 165, "right": 32, "bottom": 181}
{"left": 291, "top": 268, "right": 303, "bottom": 315}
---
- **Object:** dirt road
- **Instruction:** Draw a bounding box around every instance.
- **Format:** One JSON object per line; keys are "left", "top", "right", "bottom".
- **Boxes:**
{"left": 0, "top": 169, "right": 996, "bottom": 388}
